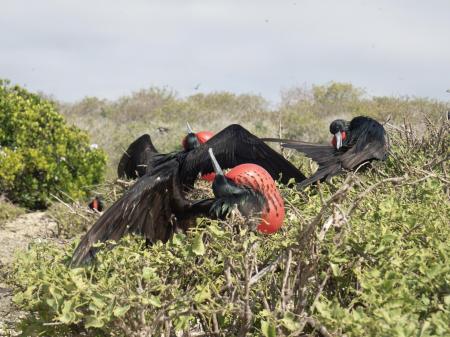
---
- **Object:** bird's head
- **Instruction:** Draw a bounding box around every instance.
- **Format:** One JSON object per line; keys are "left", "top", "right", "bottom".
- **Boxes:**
{"left": 329, "top": 119, "right": 349, "bottom": 150}
{"left": 208, "top": 148, "right": 285, "bottom": 234}
{"left": 182, "top": 122, "right": 214, "bottom": 151}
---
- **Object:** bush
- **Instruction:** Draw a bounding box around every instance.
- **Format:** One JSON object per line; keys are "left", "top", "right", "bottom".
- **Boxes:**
{"left": 9, "top": 116, "right": 449, "bottom": 336}
{"left": 0, "top": 196, "right": 26, "bottom": 228}
{"left": 60, "top": 89, "right": 274, "bottom": 179}
{"left": 0, "top": 80, "right": 107, "bottom": 208}
{"left": 47, "top": 180, "right": 128, "bottom": 238}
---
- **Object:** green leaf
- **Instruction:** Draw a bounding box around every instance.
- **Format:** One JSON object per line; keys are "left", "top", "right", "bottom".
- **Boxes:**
{"left": 194, "top": 285, "right": 211, "bottom": 303}
{"left": 209, "top": 223, "right": 225, "bottom": 237}
{"left": 444, "top": 295, "right": 450, "bottom": 306}
{"left": 261, "top": 320, "right": 276, "bottom": 337}
{"left": 174, "top": 315, "right": 192, "bottom": 331}
{"left": 281, "top": 312, "right": 300, "bottom": 331}
{"left": 142, "top": 267, "right": 157, "bottom": 281}
{"left": 91, "top": 293, "right": 107, "bottom": 309}
{"left": 147, "top": 295, "right": 161, "bottom": 308}
{"left": 330, "top": 262, "right": 341, "bottom": 277}
{"left": 85, "top": 315, "right": 105, "bottom": 328}
{"left": 113, "top": 304, "right": 130, "bottom": 317}
{"left": 171, "top": 233, "right": 186, "bottom": 246}
{"left": 192, "top": 233, "right": 205, "bottom": 256}
{"left": 58, "top": 311, "right": 77, "bottom": 324}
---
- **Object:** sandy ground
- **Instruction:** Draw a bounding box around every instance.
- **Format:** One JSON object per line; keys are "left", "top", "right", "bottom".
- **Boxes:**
{"left": 0, "top": 211, "right": 58, "bottom": 335}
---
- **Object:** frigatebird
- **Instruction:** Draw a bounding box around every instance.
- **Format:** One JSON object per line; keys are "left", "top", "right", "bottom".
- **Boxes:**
{"left": 118, "top": 124, "right": 306, "bottom": 186}
{"left": 71, "top": 148, "right": 285, "bottom": 266}
{"left": 88, "top": 196, "right": 105, "bottom": 212}
{"left": 117, "top": 122, "right": 213, "bottom": 179}
{"left": 263, "top": 116, "right": 388, "bottom": 188}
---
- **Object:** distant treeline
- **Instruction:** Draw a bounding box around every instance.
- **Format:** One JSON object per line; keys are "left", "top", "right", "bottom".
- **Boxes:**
{"left": 57, "top": 82, "right": 448, "bottom": 178}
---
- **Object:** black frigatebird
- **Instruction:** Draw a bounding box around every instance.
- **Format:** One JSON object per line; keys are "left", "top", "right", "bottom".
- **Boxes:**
{"left": 117, "top": 122, "right": 214, "bottom": 179}
{"left": 118, "top": 124, "right": 306, "bottom": 186}
{"left": 71, "top": 148, "right": 286, "bottom": 266}
{"left": 263, "top": 116, "right": 388, "bottom": 188}
{"left": 88, "top": 196, "right": 105, "bottom": 212}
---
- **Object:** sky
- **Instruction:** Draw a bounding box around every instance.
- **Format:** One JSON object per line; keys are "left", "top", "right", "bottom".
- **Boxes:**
{"left": 1, "top": 0, "right": 450, "bottom": 103}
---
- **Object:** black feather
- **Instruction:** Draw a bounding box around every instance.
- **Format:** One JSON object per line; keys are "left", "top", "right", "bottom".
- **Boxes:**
{"left": 71, "top": 160, "right": 214, "bottom": 266}
{"left": 179, "top": 124, "right": 306, "bottom": 185}
{"left": 117, "top": 134, "right": 159, "bottom": 179}
{"left": 73, "top": 124, "right": 301, "bottom": 265}
{"left": 263, "top": 116, "right": 388, "bottom": 188}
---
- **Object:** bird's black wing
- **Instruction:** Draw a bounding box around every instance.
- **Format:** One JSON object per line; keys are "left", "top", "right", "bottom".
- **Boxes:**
{"left": 180, "top": 124, "right": 307, "bottom": 185}
{"left": 263, "top": 138, "right": 344, "bottom": 188}
{"left": 346, "top": 117, "right": 388, "bottom": 161}
{"left": 262, "top": 138, "right": 337, "bottom": 168}
{"left": 72, "top": 160, "right": 214, "bottom": 266}
{"left": 282, "top": 138, "right": 387, "bottom": 189}
{"left": 264, "top": 118, "right": 388, "bottom": 189}
{"left": 117, "top": 134, "right": 159, "bottom": 179}
{"left": 339, "top": 138, "right": 387, "bottom": 169}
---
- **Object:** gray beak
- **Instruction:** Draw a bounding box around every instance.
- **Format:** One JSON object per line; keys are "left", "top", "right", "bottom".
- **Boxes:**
{"left": 186, "top": 122, "right": 194, "bottom": 134}
{"left": 334, "top": 132, "right": 343, "bottom": 149}
{"left": 208, "top": 148, "right": 224, "bottom": 176}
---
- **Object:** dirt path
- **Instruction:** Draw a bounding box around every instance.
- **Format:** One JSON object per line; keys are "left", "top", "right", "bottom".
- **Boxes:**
{"left": 0, "top": 211, "right": 57, "bottom": 334}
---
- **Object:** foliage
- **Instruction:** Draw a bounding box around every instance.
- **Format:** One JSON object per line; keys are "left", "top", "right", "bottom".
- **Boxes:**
{"left": 59, "top": 88, "right": 272, "bottom": 178}
{"left": 0, "top": 80, "right": 107, "bottom": 208}
{"left": 59, "top": 82, "right": 448, "bottom": 179}
{"left": 47, "top": 181, "right": 128, "bottom": 238}
{"left": 0, "top": 196, "right": 26, "bottom": 228}
{"left": 279, "top": 81, "right": 447, "bottom": 142}
{"left": 9, "top": 116, "right": 449, "bottom": 336}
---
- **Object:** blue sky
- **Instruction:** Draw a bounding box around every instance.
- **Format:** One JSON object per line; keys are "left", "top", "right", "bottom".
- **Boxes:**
{"left": 1, "top": 0, "right": 449, "bottom": 102}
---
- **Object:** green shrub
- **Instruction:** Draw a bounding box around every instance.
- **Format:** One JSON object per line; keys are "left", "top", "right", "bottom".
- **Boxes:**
{"left": 0, "top": 196, "right": 26, "bottom": 228}
{"left": 0, "top": 80, "right": 107, "bottom": 208}
{"left": 60, "top": 89, "right": 274, "bottom": 179}
{"left": 9, "top": 116, "right": 449, "bottom": 336}
{"left": 47, "top": 180, "right": 127, "bottom": 238}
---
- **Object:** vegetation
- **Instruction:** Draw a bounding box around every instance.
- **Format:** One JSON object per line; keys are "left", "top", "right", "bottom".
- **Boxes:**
{"left": 0, "top": 80, "right": 107, "bottom": 208}
{"left": 58, "top": 82, "right": 448, "bottom": 178}
{"left": 0, "top": 196, "right": 25, "bottom": 228}
{"left": 9, "top": 113, "right": 449, "bottom": 336}
{"left": 1, "top": 80, "right": 448, "bottom": 335}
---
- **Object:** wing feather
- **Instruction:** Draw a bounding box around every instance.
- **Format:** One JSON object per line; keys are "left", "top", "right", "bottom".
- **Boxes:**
{"left": 72, "top": 161, "right": 205, "bottom": 266}
{"left": 180, "top": 125, "right": 306, "bottom": 185}
{"left": 117, "top": 134, "right": 159, "bottom": 179}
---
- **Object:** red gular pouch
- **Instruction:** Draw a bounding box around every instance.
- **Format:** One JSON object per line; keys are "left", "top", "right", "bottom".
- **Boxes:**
{"left": 331, "top": 131, "right": 347, "bottom": 149}
{"left": 201, "top": 172, "right": 216, "bottom": 182}
{"left": 195, "top": 131, "right": 215, "bottom": 181}
{"left": 225, "top": 163, "right": 285, "bottom": 234}
{"left": 182, "top": 131, "right": 215, "bottom": 151}
{"left": 196, "top": 131, "right": 214, "bottom": 144}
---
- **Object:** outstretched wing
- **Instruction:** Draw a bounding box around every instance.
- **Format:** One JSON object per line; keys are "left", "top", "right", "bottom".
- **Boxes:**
{"left": 180, "top": 124, "right": 307, "bottom": 185}
{"left": 72, "top": 160, "right": 213, "bottom": 266}
{"left": 263, "top": 137, "right": 344, "bottom": 187}
{"left": 262, "top": 138, "right": 337, "bottom": 168}
{"left": 117, "top": 134, "right": 159, "bottom": 179}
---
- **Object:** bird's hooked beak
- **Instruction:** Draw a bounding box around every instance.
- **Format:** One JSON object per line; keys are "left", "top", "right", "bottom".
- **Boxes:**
{"left": 208, "top": 148, "right": 224, "bottom": 176}
{"left": 334, "top": 132, "right": 343, "bottom": 149}
{"left": 186, "top": 121, "right": 194, "bottom": 134}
